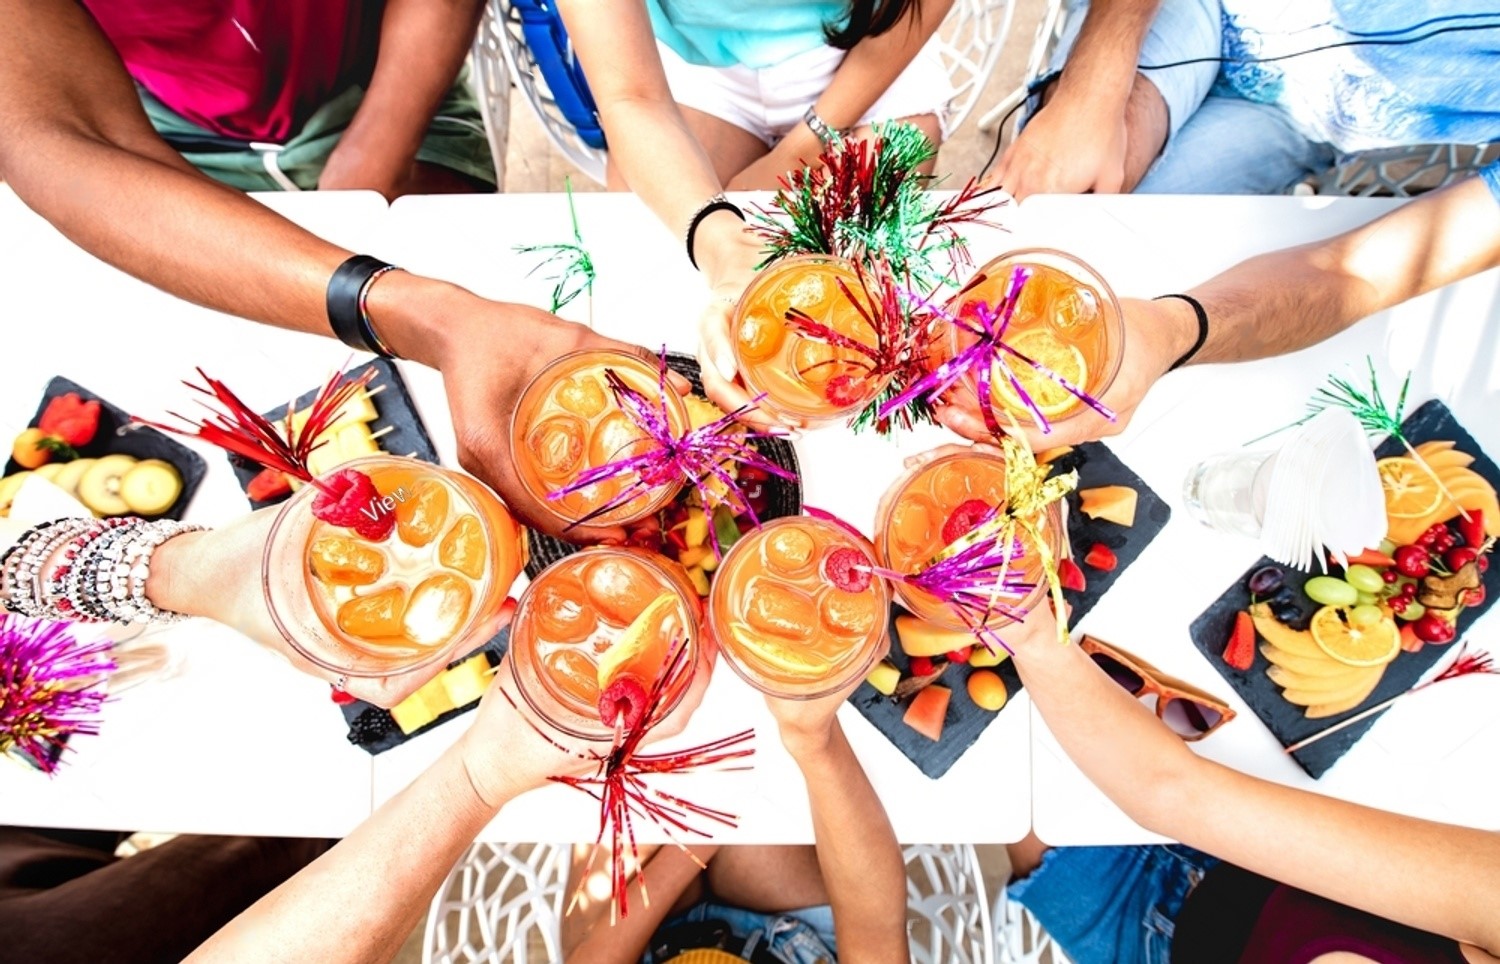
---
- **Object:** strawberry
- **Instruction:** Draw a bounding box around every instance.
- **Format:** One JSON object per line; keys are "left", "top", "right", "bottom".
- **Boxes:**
{"left": 1222, "top": 610, "right": 1255, "bottom": 671}
{"left": 1083, "top": 543, "right": 1117, "bottom": 572}
{"left": 941, "top": 499, "right": 994, "bottom": 545}
{"left": 1399, "top": 622, "right": 1423, "bottom": 653}
{"left": 824, "top": 374, "right": 864, "bottom": 408}
{"left": 330, "top": 686, "right": 357, "bottom": 706}
{"left": 946, "top": 646, "right": 972, "bottom": 664}
{"left": 38, "top": 393, "right": 102, "bottom": 448}
{"left": 823, "top": 547, "right": 872, "bottom": 592}
{"left": 312, "top": 468, "right": 395, "bottom": 541}
{"left": 598, "top": 678, "right": 649, "bottom": 733}
{"left": 1459, "top": 510, "right": 1485, "bottom": 551}
{"left": 247, "top": 467, "right": 293, "bottom": 503}
{"left": 1058, "top": 558, "right": 1087, "bottom": 592}
{"left": 908, "top": 656, "right": 937, "bottom": 678}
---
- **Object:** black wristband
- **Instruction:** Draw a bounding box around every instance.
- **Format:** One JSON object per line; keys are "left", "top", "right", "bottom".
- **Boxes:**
{"left": 685, "top": 195, "right": 745, "bottom": 271}
{"left": 1154, "top": 293, "right": 1209, "bottom": 371}
{"left": 327, "top": 255, "right": 397, "bottom": 356}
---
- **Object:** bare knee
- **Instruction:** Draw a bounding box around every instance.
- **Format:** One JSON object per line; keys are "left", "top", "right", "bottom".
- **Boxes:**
{"left": 1121, "top": 72, "right": 1169, "bottom": 191}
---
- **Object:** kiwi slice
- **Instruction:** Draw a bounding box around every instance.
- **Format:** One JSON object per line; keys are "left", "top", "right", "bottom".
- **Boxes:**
{"left": 77, "top": 454, "right": 139, "bottom": 516}
{"left": 119, "top": 459, "right": 183, "bottom": 516}
{"left": 53, "top": 457, "right": 96, "bottom": 495}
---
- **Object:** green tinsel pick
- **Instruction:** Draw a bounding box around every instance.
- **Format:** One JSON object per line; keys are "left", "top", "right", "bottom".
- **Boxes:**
{"left": 515, "top": 176, "right": 596, "bottom": 315}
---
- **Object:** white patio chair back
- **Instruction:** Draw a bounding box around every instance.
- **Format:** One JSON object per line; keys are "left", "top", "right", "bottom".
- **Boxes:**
{"left": 425, "top": 842, "right": 995, "bottom": 962}
{"left": 470, "top": 0, "right": 1017, "bottom": 187}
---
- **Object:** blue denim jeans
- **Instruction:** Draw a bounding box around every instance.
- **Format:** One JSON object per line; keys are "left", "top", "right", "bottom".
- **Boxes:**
{"left": 642, "top": 901, "right": 838, "bottom": 964}
{"left": 1007, "top": 845, "right": 1220, "bottom": 964}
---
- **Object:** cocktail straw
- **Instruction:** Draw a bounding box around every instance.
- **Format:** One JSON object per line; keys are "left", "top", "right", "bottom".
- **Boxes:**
{"left": 1283, "top": 645, "right": 1497, "bottom": 755}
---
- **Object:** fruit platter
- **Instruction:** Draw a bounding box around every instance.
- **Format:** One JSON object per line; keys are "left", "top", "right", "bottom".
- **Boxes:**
{"left": 342, "top": 640, "right": 507, "bottom": 754}
{"left": 229, "top": 359, "right": 438, "bottom": 508}
{"left": 1, "top": 377, "right": 204, "bottom": 520}
{"left": 1190, "top": 400, "right": 1500, "bottom": 778}
{"left": 851, "top": 439, "right": 1172, "bottom": 780}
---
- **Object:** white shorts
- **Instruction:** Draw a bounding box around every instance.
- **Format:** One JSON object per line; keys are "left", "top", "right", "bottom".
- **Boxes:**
{"left": 657, "top": 36, "right": 957, "bottom": 147}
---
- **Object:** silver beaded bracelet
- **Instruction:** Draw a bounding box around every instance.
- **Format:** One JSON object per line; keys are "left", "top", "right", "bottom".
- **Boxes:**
{"left": 1, "top": 517, "right": 205, "bottom": 625}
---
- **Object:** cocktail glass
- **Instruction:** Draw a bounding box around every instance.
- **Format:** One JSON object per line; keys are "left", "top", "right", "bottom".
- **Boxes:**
{"left": 875, "top": 448, "right": 1063, "bottom": 630}
{"left": 945, "top": 248, "right": 1125, "bottom": 429}
{"left": 708, "top": 516, "right": 890, "bottom": 699}
{"left": 263, "top": 455, "right": 527, "bottom": 679}
{"left": 509, "top": 547, "right": 702, "bottom": 740}
{"left": 510, "top": 349, "right": 691, "bottom": 529}
{"left": 732, "top": 255, "right": 889, "bottom": 424}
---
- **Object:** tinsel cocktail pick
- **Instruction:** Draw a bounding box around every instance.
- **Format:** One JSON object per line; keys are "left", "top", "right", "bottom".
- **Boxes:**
{"left": 878, "top": 266, "right": 1117, "bottom": 436}
{"left": 516, "top": 176, "right": 597, "bottom": 321}
{"left": 1, "top": 615, "right": 114, "bottom": 775}
{"left": 547, "top": 352, "right": 796, "bottom": 548}
{"left": 499, "top": 638, "right": 754, "bottom": 922}
{"left": 1283, "top": 645, "right": 1497, "bottom": 754}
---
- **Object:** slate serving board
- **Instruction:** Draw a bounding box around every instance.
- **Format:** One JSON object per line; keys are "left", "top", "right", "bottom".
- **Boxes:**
{"left": 342, "top": 626, "right": 511, "bottom": 755}
{"left": 1188, "top": 400, "right": 1500, "bottom": 779}
{"left": 525, "top": 353, "right": 803, "bottom": 573}
{"left": 5, "top": 376, "right": 206, "bottom": 520}
{"left": 228, "top": 358, "right": 438, "bottom": 509}
{"left": 851, "top": 439, "right": 1172, "bottom": 779}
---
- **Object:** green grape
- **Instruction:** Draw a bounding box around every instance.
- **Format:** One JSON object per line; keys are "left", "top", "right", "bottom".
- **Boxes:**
{"left": 1305, "top": 576, "right": 1359, "bottom": 607}
{"left": 1356, "top": 590, "right": 1380, "bottom": 606}
{"left": 1344, "top": 564, "right": 1385, "bottom": 593}
{"left": 1398, "top": 601, "right": 1426, "bottom": 621}
{"left": 1349, "top": 604, "right": 1384, "bottom": 628}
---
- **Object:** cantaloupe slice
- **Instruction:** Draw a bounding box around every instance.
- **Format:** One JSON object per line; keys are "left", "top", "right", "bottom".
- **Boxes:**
{"left": 903, "top": 685, "right": 951, "bottom": 742}
{"left": 1305, "top": 670, "right": 1383, "bottom": 719}
{"left": 895, "top": 615, "right": 977, "bottom": 658}
{"left": 1078, "top": 485, "right": 1138, "bottom": 527}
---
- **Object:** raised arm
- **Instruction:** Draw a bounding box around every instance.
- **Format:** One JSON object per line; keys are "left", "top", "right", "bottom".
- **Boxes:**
{"left": 319, "top": 0, "right": 488, "bottom": 197}
{"left": 1006, "top": 608, "right": 1500, "bottom": 957}
{"left": 986, "top": 0, "right": 1162, "bottom": 199}
{"left": 938, "top": 169, "right": 1500, "bottom": 447}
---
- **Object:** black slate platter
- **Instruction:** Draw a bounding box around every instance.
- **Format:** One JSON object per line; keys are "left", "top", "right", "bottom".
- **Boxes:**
{"left": 342, "top": 626, "right": 511, "bottom": 755}
{"left": 4, "top": 376, "right": 206, "bottom": 519}
{"left": 228, "top": 359, "right": 437, "bottom": 508}
{"left": 524, "top": 353, "right": 802, "bottom": 574}
{"left": 1188, "top": 400, "right": 1500, "bottom": 779}
{"left": 850, "top": 440, "right": 1170, "bottom": 779}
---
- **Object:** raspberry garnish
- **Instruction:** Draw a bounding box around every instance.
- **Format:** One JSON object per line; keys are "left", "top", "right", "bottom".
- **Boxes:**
{"left": 824, "top": 546, "right": 873, "bottom": 592}
{"left": 311, "top": 468, "right": 395, "bottom": 541}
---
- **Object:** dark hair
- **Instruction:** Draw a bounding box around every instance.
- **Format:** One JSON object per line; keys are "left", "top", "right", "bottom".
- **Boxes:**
{"left": 825, "top": 0, "right": 922, "bottom": 49}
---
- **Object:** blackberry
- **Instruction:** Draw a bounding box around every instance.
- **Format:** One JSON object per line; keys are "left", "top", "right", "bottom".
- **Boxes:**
{"left": 347, "top": 710, "right": 396, "bottom": 746}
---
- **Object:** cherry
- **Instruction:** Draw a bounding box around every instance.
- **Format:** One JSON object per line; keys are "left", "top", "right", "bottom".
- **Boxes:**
{"left": 1410, "top": 613, "right": 1457, "bottom": 644}
{"left": 1464, "top": 584, "right": 1487, "bottom": 608}
{"left": 1393, "top": 545, "right": 1432, "bottom": 578}
{"left": 1445, "top": 547, "right": 1479, "bottom": 571}
{"left": 1381, "top": 569, "right": 1399, "bottom": 584}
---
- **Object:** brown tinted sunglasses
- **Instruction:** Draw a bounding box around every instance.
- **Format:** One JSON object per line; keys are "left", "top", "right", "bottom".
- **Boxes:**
{"left": 1079, "top": 635, "right": 1236, "bottom": 741}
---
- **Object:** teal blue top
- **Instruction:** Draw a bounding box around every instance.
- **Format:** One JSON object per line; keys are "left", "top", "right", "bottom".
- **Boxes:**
{"left": 644, "top": 0, "right": 850, "bottom": 68}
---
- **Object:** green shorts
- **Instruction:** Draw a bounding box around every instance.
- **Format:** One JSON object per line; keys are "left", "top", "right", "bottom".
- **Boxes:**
{"left": 139, "top": 68, "right": 496, "bottom": 191}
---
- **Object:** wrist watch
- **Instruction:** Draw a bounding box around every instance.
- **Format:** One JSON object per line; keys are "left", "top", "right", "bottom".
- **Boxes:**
{"left": 802, "top": 106, "right": 841, "bottom": 147}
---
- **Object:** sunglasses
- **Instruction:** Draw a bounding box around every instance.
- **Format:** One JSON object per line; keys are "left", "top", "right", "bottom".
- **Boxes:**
{"left": 1079, "top": 635, "right": 1236, "bottom": 741}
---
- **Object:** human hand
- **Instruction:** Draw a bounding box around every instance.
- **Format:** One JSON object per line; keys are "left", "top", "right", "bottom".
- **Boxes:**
{"left": 933, "top": 296, "right": 1196, "bottom": 449}
{"left": 457, "top": 637, "right": 718, "bottom": 804}
{"left": 435, "top": 300, "right": 691, "bottom": 543}
{"left": 145, "top": 510, "right": 497, "bottom": 707}
{"left": 983, "top": 90, "right": 1129, "bottom": 200}
{"left": 763, "top": 669, "right": 867, "bottom": 762}
{"left": 725, "top": 136, "right": 816, "bottom": 192}
{"left": 318, "top": 135, "right": 410, "bottom": 201}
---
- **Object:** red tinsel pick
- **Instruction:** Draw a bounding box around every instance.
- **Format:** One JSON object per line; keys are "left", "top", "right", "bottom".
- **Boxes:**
{"left": 138, "top": 366, "right": 376, "bottom": 498}
{"left": 500, "top": 638, "right": 754, "bottom": 922}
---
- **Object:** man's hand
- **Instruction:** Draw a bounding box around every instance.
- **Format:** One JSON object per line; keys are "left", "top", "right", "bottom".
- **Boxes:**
{"left": 764, "top": 668, "right": 866, "bottom": 761}
{"left": 318, "top": 135, "right": 412, "bottom": 200}
{"left": 934, "top": 295, "right": 1196, "bottom": 449}
{"left": 985, "top": 95, "right": 1129, "bottom": 200}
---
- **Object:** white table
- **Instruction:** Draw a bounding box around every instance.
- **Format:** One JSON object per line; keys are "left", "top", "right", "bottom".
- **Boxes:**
{"left": 1014, "top": 195, "right": 1500, "bottom": 845}
{"left": 375, "top": 192, "right": 1035, "bottom": 845}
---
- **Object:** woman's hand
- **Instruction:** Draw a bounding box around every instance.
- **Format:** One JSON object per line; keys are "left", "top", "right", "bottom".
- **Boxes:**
{"left": 763, "top": 668, "right": 867, "bottom": 761}
{"left": 145, "top": 510, "right": 506, "bottom": 708}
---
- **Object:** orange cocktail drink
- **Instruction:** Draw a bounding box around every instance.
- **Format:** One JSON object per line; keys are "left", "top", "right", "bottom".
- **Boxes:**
{"left": 510, "top": 547, "right": 701, "bottom": 740}
{"left": 733, "top": 255, "right": 887, "bottom": 424}
{"left": 511, "top": 350, "right": 690, "bottom": 528}
{"left": 876, "top": 449, "right": 1061, "bottom": 630}
{"left": 947, "top": 249, "right": 1124, "bottom": 428}
{"left": 264, "top": 455, "right": 527, "bottom": 678}
{"left": 708, "top": 516, "right": 890, "bottom": 698}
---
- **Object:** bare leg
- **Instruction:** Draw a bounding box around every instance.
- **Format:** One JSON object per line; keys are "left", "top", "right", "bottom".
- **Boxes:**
{"left": 606, "top": 105, "right": 767, "bottom": 191}
{"left": 1120, "top": 73, "right": 1170, "bottom": 192}
{"left": 703, "top": 845, "right": 831, "bottom": 914}
{"left": 561, "top": 844, "right": 706, "bottom": 956}
{"left": 1005, "top": 832, "right": 1051, "bottom": 882}
{"left": 848, "top": 112, "right": 943, "bottom": 174}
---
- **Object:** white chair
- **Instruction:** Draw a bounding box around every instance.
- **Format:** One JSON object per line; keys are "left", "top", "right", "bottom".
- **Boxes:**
{"left": 425, "top": 842, "right": 996, "bottom": 963}
{"left": 470, "top": 1, "right": 514, "bottom": 190}
{"left": 470, "top": 0, "right": 1017, "bottom": 187}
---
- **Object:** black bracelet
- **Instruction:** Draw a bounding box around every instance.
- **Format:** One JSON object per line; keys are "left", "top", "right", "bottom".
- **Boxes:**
{"left": 684, "top": 195, "right": 745, "bottom": 271}
{"left": 1153, "top": 293, "right": 1209, "bottom": 371}
{"left": 327, "top": 255, "right": 400, "bottom": 357}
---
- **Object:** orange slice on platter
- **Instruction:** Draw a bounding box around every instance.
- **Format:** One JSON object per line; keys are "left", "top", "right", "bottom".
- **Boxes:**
{"left": 1309, "top": 605, "right": 1400, "bottom": 668}
{"left": 1376, "top": 457, "right": 1444, "bottom": 519}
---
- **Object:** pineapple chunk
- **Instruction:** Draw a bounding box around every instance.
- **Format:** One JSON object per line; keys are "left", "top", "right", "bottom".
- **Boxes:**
{"left": 866, "top": 660, "right": 900, "bottom": 696}
{"left": 289, "top": 388, "right": 379, "bottom": 435}
{"left": 440, "top": 654, "right": 492, "bottom": 708}
{"left": 1078, "top": 485, "right": 1138, "bottom": 527}
{"left": 391, "top": 689, "right": 440, "bottom": 735}
{"left": 335, "top": 422, "right": 380, "bottom": 460}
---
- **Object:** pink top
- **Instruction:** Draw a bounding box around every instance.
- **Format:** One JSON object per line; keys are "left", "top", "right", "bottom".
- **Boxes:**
{"left": 82, "top": 1, "right": 370, "bottom": 142}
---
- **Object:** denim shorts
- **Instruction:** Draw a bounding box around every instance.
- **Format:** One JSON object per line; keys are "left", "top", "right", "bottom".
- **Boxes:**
{"left": 642, "top": 901, "right": 838, "bottom": 964}
{"left": 1007, "top": 845, "right": 1220, "bottom": 964}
